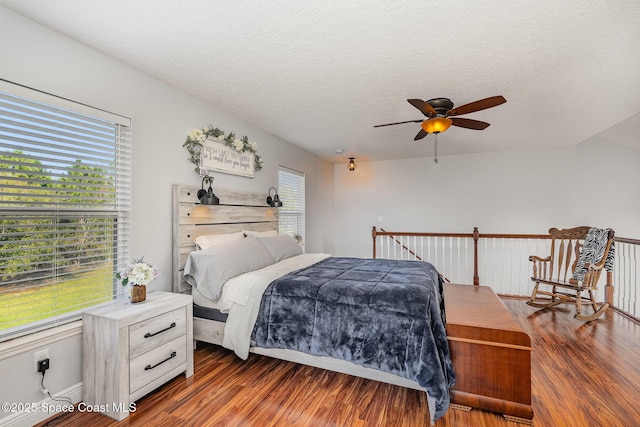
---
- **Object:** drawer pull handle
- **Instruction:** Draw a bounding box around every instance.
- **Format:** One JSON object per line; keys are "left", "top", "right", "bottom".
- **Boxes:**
{"left": 144, "top": 322, "right": 176, "bottom": 338}
{"left": 145, "top": 351, "right": 177, "bottom": 371}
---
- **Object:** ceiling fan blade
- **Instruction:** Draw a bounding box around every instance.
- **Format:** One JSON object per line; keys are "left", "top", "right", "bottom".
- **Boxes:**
{"left": 373, "top": 119, "right": 423, "bottom": 128}
{"left": 447, "top": 95, "right": 506, "bottom": 116}
{"left": 407, "top": 99, "right": 437, "bottom": 117}
{"left": 450, "top": 117, "right": 491, "bottom": 130}
{"left": 414, "top": 129, "right": 428, "bottom": 140}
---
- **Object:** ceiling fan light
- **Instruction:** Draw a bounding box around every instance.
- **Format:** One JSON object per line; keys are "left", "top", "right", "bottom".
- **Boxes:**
{"left": 421, "top": 117, "right": 452, "bottom": 134}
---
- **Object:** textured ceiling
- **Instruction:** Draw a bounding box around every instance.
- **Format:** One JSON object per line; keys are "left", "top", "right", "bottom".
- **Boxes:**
{"left": 2, "top": 0, "right": 640, "bottom": 163}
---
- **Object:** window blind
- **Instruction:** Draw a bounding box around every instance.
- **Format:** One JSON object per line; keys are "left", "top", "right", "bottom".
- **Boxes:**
{"left": 277, "top": 167, "right": 305, "bottom": 243}
{"left": 0, "top": 85, "right": 131, "bottom": 340}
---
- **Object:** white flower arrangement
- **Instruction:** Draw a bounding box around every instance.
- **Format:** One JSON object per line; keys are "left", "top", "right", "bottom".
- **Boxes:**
{"left": 183, "top": 125, "right": 263, "bottom": 175}
{"left": 117, "top": 257, "right": 159, "bottom": 287}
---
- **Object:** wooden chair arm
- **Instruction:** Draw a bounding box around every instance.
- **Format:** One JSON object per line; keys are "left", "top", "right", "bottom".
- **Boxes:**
{"left": 529, "top": 255, "right": 551, "bottom": 262}
{"left": 585, "top": 262, "right": 604, "bottom": 272}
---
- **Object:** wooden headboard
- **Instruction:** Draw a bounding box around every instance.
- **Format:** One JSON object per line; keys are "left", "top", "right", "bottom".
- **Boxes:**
{"left": 172, "top": 184, "right": 278, "bottom": 293}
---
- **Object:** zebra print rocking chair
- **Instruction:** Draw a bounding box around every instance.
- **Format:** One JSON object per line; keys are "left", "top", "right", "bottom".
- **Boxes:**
{"left": 527, "top": 226, "right": 615, "bottom": 321}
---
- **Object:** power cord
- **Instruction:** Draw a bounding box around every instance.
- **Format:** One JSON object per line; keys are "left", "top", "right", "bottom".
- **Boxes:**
{"left": 40, "top": 370, "right": 74, "bottom": 405}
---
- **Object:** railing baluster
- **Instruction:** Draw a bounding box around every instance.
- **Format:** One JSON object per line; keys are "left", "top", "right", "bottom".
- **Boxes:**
{"left": 371, "top": 227, "right": 639, "bottom": 320}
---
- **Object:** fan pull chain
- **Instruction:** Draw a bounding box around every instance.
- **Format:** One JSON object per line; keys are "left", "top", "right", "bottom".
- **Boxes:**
{"left": 434, "top": 133, "right": 438, "bottom": 163}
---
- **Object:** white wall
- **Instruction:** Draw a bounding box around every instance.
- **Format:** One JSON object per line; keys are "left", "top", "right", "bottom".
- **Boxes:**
{"left": 333, "top": 135, "right": 640, "bottom": 258}
{"left": 0, "top": 7, "right": 334, "bottom": 425}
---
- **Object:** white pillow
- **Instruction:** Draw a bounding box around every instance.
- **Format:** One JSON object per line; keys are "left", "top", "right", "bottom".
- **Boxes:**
{"left": 243, "top": 229, "right": 278, "bottom": 238}
{"left": 194, "top": 231, "right": 244, "bottom": 250}
{"left": 257, "top": 235, "right": 303, "bottom": 263}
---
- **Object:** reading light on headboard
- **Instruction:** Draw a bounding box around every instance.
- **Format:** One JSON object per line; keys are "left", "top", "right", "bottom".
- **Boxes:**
{"left": 266, "top": 187, "right": 283, "bottom": 207}
{"left": 197, "top": 176, "right": 220, "bottom": 205}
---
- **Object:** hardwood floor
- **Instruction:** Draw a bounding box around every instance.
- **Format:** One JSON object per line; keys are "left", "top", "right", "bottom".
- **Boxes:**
{"left": 38, "top": 299, "right": 640, "bottom": 427}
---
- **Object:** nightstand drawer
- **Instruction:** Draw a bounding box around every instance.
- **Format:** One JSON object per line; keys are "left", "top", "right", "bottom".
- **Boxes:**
{"left": 130, "top": 335, "right": 187, "bottom": 394}
{"left": 129, "top": 307, "right": 186, "bottom": 358}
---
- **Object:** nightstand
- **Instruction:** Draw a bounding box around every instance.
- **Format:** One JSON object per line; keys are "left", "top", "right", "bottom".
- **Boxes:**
{"left": 82, "top": 291, "right": 193, "bottom": 420}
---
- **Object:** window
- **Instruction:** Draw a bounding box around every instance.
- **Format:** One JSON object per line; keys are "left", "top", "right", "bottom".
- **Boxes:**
{"left": 0, "top": 81, "right": 131, "bottom": 340}
{"left": 277, "top": 167, "right": 305, "bottom": 244}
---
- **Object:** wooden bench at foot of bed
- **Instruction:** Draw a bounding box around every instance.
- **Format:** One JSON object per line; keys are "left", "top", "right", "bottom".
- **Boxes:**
{"left": 445, "top": 284, "right": 533, "bottom": 424}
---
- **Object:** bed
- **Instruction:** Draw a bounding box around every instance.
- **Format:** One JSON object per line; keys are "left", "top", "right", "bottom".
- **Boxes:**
{"left": 172, "top": 184, "right": 533, "bottom": 424}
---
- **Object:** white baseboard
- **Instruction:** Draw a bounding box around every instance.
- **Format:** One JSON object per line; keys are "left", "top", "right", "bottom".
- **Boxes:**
{"left": 0, "top": 382, "right": 82, "bottom": 427}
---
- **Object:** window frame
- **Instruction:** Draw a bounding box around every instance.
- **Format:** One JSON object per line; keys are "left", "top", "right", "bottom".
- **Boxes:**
{"left": 277, "top": 166, "right": 305, "bottom": 245}
{"left": 0, "top": 80, "right": 131, "bottom": 341}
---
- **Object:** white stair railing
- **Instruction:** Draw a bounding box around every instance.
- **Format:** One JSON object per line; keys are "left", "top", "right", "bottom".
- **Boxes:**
{"left": 614, "top": 238, "right": 639, "bottom": 319}
{"left": 372, "top": 227, "right": 639, "bottom": 321}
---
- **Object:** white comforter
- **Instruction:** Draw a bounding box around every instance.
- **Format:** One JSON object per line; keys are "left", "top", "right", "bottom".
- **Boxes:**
{"left": 220, "top": 253, "right": 330, "bottom": 359}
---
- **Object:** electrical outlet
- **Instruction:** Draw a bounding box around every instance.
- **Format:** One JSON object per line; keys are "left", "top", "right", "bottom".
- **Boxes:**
{"left": 34, "top": 348, "right": 49, "bottom": 373}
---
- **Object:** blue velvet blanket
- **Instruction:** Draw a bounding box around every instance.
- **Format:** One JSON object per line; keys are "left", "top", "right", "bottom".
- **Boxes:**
{"left": 252, "top": 257, "right": 455, "bottom": 421}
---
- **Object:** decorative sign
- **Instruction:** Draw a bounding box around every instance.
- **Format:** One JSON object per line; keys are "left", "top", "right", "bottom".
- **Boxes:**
{"left": 200, "top": 138, "right": 255, "bottom": 178}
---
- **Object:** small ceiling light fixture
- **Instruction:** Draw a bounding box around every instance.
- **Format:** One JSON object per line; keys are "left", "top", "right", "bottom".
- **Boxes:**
{"left": 197, "top": 176, "right": 220, "bottom": 205}
{"left": 266, "top": 187, "right": 283, "bottom": 207}
{"left": 348, "top": 157, "right": 356, "bottom": 172}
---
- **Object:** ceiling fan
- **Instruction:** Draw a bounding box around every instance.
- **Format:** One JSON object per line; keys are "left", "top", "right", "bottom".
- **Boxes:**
{"left": 374, "top": 95, "right": 507, "bottom": 141}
